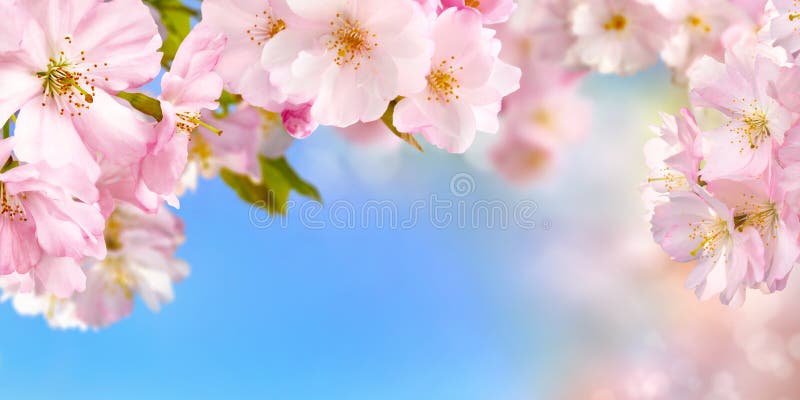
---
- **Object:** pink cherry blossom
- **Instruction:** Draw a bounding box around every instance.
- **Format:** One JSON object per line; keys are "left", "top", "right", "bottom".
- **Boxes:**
{"left": 705, "top": 174, "right": 800, "bottom": 293}
{"left": 260, "top": 0, "right": 434, "bottom": 127}
{"left": 140, "top": 23, "right": 226, "bottom": 203}
{"left": 490, "top": 133, "right": 556, "bottom": 185}
{"left": 511, "top": 0, "right": 576, "bottom": 65}
{"left": 0, "top": 0, "right": 162, "bottom": 180}
{"left": 258, "top": 110, "right": 296, "bottom": 159}
{"left": 767, "top": 0, "right": 800, "bottom": 57}
{"left": 392, "top": 8, "right": 521, "bottom": 153}
{"left": 569, "top": 0, "right": 670, "bottom": 75}
{"left": 73, "top": 203, "right": 188, "bottom": 328}
{"left": 657, "top": 0, "right": 752, "bottom": 80}
{"left": 281, "top": 102, "right": 319, "bottom": 139}
{"left": 1, "top": 272, "right": 87, "bottom": 329}
{"left": 650, "top": 185, "right": 763, "bottom": 305}
{"left": 688, "top": 42, "right": 795, "bottom": 180}
{"left": 2, "top": 203, "right": 188, "bottom": 329}
{"left": 201, "top": 0, "right": 299, "bottom": 110}
{"left": 644, "top": 109, "right": 703, "bottom": 196}
{"left": 0, "top": 138, "right": 105, "bottom": 297}
{"left": 492, "top": 5, "right": 572, "bottom": 72}
{"left": 485, "top": 61, "right": 588, "bottom": 184}
{"left": 180, "top": 106, "right": 265, "bottom": 194}
{"left": 501, "top": 63, "right": 590, "bottom": 146}
{"left": 440, "top": 0, "right": 516, "bottom": 25}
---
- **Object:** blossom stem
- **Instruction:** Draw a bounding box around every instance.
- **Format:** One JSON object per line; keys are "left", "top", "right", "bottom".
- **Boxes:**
{"left": 380, "top": 97, "right": 423, "bottom": 152}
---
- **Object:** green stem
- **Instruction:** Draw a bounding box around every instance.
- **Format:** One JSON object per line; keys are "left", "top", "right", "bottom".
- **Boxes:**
{"left": 380, "top": 97, "right": 423, "bottom": 152}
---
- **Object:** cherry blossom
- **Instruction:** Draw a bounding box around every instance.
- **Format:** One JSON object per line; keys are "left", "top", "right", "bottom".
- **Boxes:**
{"left": 392, "top": 8, "right": 520, "bottom": 153}
{"left": 650, "top": 185, "right": 764, "bottom": 305}
{"left": 280, "top": 102, "right": 318, "bottom": 139}
{"left": 180, "top": 107, "right": 265, "bottom": 194}
{"left": 768, "top": 0, "right": 800, "bottom": 57}
{"left": 0, "top": 138, "right": 105, "bottom": 297}
{"left": 570, "top": 0, "right": 670, "bottom": 75}
{"left": 644, "top": 109, "right": 703, "bottom": 197}
{"left": 657, "top": 0, "right": 751, "bottom": 80}
{"left": 1, "top": 203, "right": 187, "bottom": 329}
{"left": 0, "top": 0, "right": 162, "bottom": 180}
{"left": 73, "top": 204, "right": 188, "bottom": 328}
{"left": 260, "top": 0, "right": 434, "bottom": 127}
{"left": 688, "top": 42, "right": 794, "bottom": 180}
{"left": 141, "top": 23, "right": 226, "bottom": 205}
{"left": 490, "top": 133, "right": 556, "bottom": 185}
{"left": 201, "top": 0, "right": 299, "bottom": 110}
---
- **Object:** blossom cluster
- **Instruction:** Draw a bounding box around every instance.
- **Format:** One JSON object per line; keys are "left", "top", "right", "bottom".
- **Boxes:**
{"left": 512, "top": 0, "right": 767, "bottom": 79}
{"left": 0, "top": 0, "right": 530, "bottom": 328}
{"left": 644, "top": 1, "right": 800, "bottom": 305}
{"left": 0, "top": 0, "right": 782, "bottom": 328}
{"left": 468, "top": 0, "right": 768, "bottom": 185}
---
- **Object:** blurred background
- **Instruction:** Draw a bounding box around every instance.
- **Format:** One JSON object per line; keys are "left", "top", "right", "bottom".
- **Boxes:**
{"left": 2, "top": 59, "right": 799, "bottom": 399}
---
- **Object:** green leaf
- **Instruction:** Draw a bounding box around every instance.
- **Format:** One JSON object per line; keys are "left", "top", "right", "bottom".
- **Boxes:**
{"left": 118, "top": 92, "right": 163, "bottom": 121}
{"left": 2, "top": 119, "right": 9, "bottom": 139}
{"left": 220, "top": 168, "right": 284, "bottom": 215}
{"left": 145, "top": 0, "right": 196, "bottom": 68}
{"left": 261, "top": 156, "right": 322, "bottom": 203}
{"left": 1, "top": 159, "right": 18, "bottom": 173}
{"left": 220, "top": 156, "right": 322, "bottom": 216}
{"left": 381, "top": 97, "right": 423, "bottom": 152}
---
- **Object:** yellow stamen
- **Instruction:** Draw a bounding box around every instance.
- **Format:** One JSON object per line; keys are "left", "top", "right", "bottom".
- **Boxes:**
{"left": 604, "top": 14, "right": 627, "bottom": 31}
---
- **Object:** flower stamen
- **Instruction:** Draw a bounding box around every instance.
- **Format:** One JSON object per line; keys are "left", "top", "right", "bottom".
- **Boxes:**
{"left": 327, "top": 14, "right": 378, "bottom": 69}
{"left": 246, "top": 9, "right": 286, "bottom": 46}
{"left": 426, "top": 58, "right": 462, "bottom": 103}
{"left": 0, "top": 182, "right": 27, "bottom": 222}
{"left": 37, "top": 56, "right": 95, "bottom": 109}
{"left": 604, "top": 14, "right": 628, "bottom": 31}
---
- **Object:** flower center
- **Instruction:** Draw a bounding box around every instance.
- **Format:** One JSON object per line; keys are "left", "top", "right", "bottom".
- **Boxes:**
{"left": 0, "top": 182, "right": 27, "bottom": 222}
{"left": 246, "top": 9, "right": 286, "bottom": 46}
{"left": 531, "top": 108, "right": 554, "bottom": 130}
{"left": 176, "top": 112, "right": 223, "bottom": 137}
{"left": 731, "top": 103, "right": 770, "bottom": 150}
{"left": 189, "top": 133, "right": 214, "bottom": 170}
{"left": 104, "top": 214, "right": 124, "bottom": 252}
{"left": 176, "top": 111, "right": 202, "bottom": 135}
{"left": 733, "top": 197, "right": 778, "bottom": 240}
{"left": 465, "top": 0, "right": 481, "bottom": 8}
{"left": 327, "top": 14, "right": 377, "bottom": 69}
{"left": 603, "top": 14, "right": 627, "bottom": 31}
{"left": 647, "top": 167, "right": 689, "bottom": 192}
{"left": 260, "top": 109, "right": 282, "bottom": 137}
{"left": 103, "top": 257, "right": 135, "bottom": 300}
{"left": 426, "top": 58, "right": 462, "bottom": 103}
{"left": 688, "top": 217, "right": 728, "bottom": 258}
{"left": 686, "top": 15, "right": 711, "bottom": 32}
{"left": 36, "top": 55, "right": 96, "bottom": 113}
{"left": 524, "top": 147, "right": 549, "bottom": 171}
